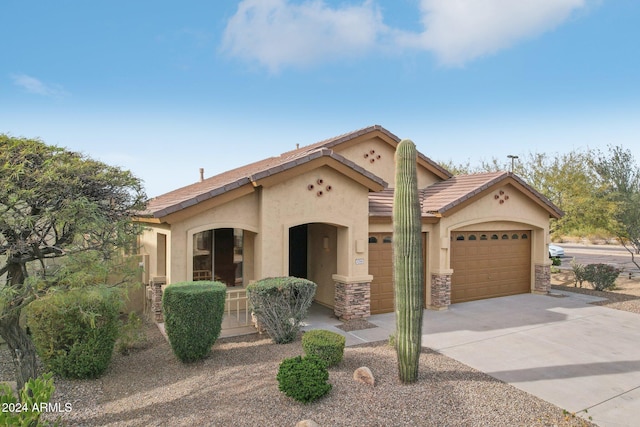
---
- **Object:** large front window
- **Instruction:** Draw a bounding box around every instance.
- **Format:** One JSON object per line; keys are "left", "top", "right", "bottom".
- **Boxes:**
{"left": 193, "top": 228, "right": 243, "bottom": 286}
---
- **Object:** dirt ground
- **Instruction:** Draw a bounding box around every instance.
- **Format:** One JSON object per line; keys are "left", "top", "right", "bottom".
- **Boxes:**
{"left": 552, "top": 270, "right": 640, "bottom": 296}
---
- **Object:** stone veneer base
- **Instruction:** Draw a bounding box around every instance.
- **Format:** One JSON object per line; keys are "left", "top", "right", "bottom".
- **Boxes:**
{"left": 334, "top": 281, "right": 371, "bottom": 321}
{"left": 534, "top": 264, "right": 551, "bottom": 294}
{"left": 430, "top": 273, "right": 452, "bottom": 309}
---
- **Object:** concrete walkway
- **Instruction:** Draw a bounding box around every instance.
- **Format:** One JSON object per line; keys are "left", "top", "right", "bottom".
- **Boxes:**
{"left": 303, "top": 292, "right": 640, "bottom": 427}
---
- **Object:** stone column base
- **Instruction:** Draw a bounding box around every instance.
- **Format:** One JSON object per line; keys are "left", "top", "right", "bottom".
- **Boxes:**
{"left": 150, "top": 277, "right": 166, "bottom": 323}
{"left": 334, "top": 281, "right": 371, "bottom": 321}
{"left": 534, "top": 264, "right": 551, "bottom": 294}
{"left": 429, "top": 273, "right": 451, "bottom": 310}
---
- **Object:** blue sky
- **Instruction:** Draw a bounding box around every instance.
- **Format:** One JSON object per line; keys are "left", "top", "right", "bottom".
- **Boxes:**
{"left": 2, "top": 0, "right": 639, "bottom": 197}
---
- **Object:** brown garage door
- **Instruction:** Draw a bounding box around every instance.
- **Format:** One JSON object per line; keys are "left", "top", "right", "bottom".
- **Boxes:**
{"left": 451, "top": 230, "right": 531, "bottom": 303}
{"left": 369, "top": 233, "right": 426, "bottom": 314}
{"left": 369, "top": 233, "right": 394, "bottom": 314}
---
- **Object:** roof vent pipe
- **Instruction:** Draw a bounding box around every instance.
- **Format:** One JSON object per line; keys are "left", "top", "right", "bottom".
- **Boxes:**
{"left": 199, "top": 168, "right": 204, "bottom": 182}
{"left": 296, "top": 143, "right": 299, "bottom": 149}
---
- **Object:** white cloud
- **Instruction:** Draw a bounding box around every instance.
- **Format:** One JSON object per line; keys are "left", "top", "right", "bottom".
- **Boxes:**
{"left": 399, "top": 0, "right": 589, "bottom": 66}
{"left": 222, "top": 0, "right": 593, "bottom": 70}
{"left": 11, "top": 74, "right": 68, "bottom": 97}
{"left": 221, "top": 0, "right": 388, "bottom": 72}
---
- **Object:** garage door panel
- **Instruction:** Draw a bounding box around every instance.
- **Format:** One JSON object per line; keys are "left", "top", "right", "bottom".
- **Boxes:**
{"left": 451, "top": 230, "right": 531, "bottom": 303}
{"left": 369, "top": 232, "right": 425, "bottom": 314}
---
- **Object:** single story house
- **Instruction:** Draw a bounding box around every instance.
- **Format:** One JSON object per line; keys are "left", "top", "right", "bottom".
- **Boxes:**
{"left": 137, "top": 125, "right": 562, "bottom": 321}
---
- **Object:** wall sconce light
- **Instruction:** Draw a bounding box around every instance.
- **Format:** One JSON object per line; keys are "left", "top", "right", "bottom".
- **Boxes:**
{"left": 323, "top": 236, "right": 329, "bottom": 251}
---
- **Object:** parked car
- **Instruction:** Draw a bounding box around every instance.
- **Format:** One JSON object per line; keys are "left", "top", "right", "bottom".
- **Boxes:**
{"left": 549, "top": 244, "right": 565, "bottom": 258}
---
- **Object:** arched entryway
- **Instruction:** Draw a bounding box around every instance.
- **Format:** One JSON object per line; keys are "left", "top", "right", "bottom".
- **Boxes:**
{"left": 288, "top": 223, "right": 338, "bottom": 308}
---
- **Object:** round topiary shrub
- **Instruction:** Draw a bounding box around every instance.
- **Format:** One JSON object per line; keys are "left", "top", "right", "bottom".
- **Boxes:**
{"left": 162, "top": 281, "right": 226, "bottom": 362}
{"left": 246, "top": 277, "right": 317, "bottom": 344}
{"left": 26, "top": 287, "right": 122, "bottom": 379}
{"left": 276, "top": 355, "right": 331, "bottom": 404}
{"left": 302, "top": 329, "right": 345, "bottom": 367}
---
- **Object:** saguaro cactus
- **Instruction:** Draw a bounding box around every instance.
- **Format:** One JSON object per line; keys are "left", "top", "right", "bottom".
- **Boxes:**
{"left": 393, "top": 139, "right": 424, "bottom": 383}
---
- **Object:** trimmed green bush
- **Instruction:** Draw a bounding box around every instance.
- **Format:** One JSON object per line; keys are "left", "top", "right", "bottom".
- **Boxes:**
{"left": 276, "top": 355, "right": 331, "bottom": 404}
{"left": 302, "top": 329, "right": 345, "bottom": 367}
{"left": 247, "top": 277, "right": 316, "bottom": 344}
{"left": 26, "top": 287, "right": 122, "bottom": 379}
{"left": 162, "top": 281, "right": 226, "bottom": 362}
{"left": 584, "top": 263, "right": 621, "bottom": 291}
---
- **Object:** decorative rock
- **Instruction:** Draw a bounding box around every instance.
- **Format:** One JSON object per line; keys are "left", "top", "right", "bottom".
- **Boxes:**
{"left": 296, "top": 420, "right": 319, "bottom": 427}
{"left": 353, "top": 366, "right": 375, "bottom": 386}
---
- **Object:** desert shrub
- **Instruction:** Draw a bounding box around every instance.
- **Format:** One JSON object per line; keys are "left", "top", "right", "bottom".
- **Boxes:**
{"left": 276, "top": 355, "right": 331, "bottom": 404}
{"left": 247, "top": 277, "right": 316, "bottom": 344}
{"left": 551, "top": 256, "right": 562, "bottom": 266}
{"left": 117, "top": 312, "right": 148, "bottom": 355}
{"left": 302, "top": 329, "right": 345, "bottom": 367}
{"left": 162, "top": 281, "right": 226, "bottom": 362}
{"left": 584, "top": 264, "right": 621, "bottom": 291}
{"left": 0, "top": 372, "right": 60, "bottom": 426}
{"left": 27, "top": 287, "right": 121, "bottom": 379}
{"left": 570, "top": 258, "right": 588, "bottom": 288}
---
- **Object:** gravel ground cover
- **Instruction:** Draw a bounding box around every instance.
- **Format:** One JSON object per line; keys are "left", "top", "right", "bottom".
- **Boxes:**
{"left": 7, "top": 274, "right": 640, "bottom": 426}
{"left": 3, "top": 321, "right": 596, "bottom": 427}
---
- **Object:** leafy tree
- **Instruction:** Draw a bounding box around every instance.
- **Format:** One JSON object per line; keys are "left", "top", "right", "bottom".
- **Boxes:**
{"left": 0, "top": 134, "right": 146, "bottom": 391}
{"left": 517, "top": 150, "right": 616, "bottom": 238}
{"left": 592, "top": 145, "right": 640, "bottom": 267}
{"left": 438, "top": 149, "right": 617, "bottom": 239}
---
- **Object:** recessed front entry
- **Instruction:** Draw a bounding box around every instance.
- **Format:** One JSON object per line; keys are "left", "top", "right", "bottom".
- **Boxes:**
{"left": 288, "top": 223, "right": 338, "bottom": 308}
{"left": 450, "top": 230, "right": 531, "bottom": 303}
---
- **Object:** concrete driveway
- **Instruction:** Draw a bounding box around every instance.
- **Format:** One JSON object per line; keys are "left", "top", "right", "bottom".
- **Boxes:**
{"left": 303, "top": 291, "right": 640, "bottom": 426}
{"left": 416, "top": 292, "right": 640, "bottom": 427}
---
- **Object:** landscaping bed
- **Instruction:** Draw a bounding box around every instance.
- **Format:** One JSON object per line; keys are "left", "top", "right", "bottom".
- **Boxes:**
{"left": 1, "top": 320, "right": 595, "bottom": 426}
{"left": 552, "top": 271, "right": 640, "bottom": 315}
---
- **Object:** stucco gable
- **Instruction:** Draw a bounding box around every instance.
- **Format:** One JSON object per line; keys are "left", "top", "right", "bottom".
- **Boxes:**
{"left": 283, "top": 124, "right": 452, "bottom": 182}
{"left": 422, "top": 172, "right": 563, "bottom": 219}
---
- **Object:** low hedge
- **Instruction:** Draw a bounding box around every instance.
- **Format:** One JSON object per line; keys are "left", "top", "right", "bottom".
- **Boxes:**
{"left": 162, "top": 281, "right": 226, "bottom": 362}
{"left": 246, "top": 277, "right": 317, "bottom": 344}
{"left": 26, "top": 287, "right": 122, "bottom": 379}
{"left": 302, "top": 329, "right": 345, "bottom": 367}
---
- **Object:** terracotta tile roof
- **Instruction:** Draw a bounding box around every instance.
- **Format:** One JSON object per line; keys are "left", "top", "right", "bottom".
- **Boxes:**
{"left": 368, "top": 171, "right": 563, "bottom": 219}
{"left": 368, "top": 189, "right": 438, "bottom": 218}
{"left": 142, "top": 124, "right": 449, "bottom": 219}
{"left": 368, "top": 189, "right": 394, "bottom": 217}
{"left": 144, "top": 147, "right": 387, "bottom": 218}
{"left": 422, "top": 171, "right": 508, "bottom": 214}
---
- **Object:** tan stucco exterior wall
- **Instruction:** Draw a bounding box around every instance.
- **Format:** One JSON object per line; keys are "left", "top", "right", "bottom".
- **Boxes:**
{"left": 308, "top": 223, "right": 338, "bottom": 307}
{"left": 258, "top": 165, "right": 371, "bottom": 286}
{"left": 139, "top": 223, "right": 171, "bottom": 283}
